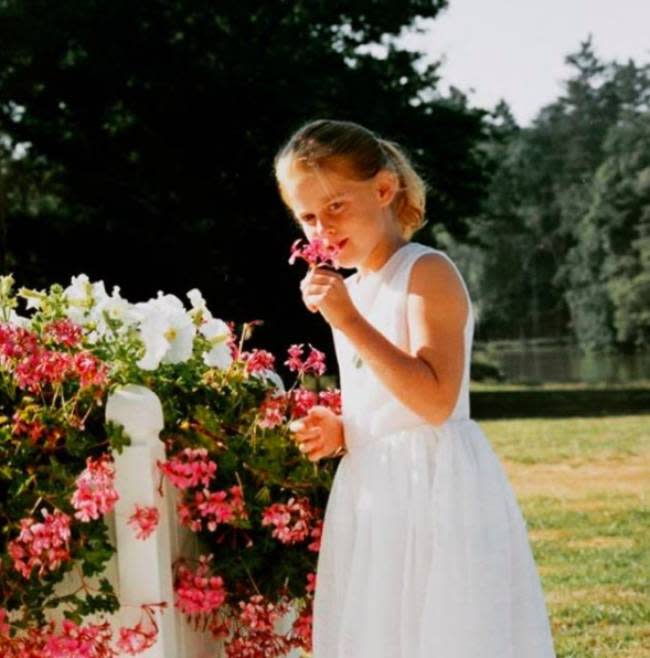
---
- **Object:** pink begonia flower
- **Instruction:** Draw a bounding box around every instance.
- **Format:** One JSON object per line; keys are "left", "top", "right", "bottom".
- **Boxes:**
{"left": 127, "top": 505, "right": 160, "bottom": 540}
{"left": 0, "top": 323, "right": 39, "bottom": 360}
{"left": 8, "top": 508, "right": 72, "bottom": 579}
{"left": 0, "top": 609, "right": 9, "bottom": 636}
{"left": 177, "top": 485, "right": 248, "bottom": 533}
{"left": 291, "top": 608, "right": 313, "bottom": 651}
{"left": 261, "top": 497, "right": 315, "bottom": 545}
{"left": 71, "top": 454, "right": 120, "bottom": 522}
{"left": 317, "top": 388, "right": 342, "bottom": 415}
{"left": 14, "top": 348, "right": 74, "bottom": 392}
{"left": 43, "top": 618, "right": 115, "bottom": 658}
{"left": 2, "top": 326, "right": 108, "bottom": 393}
{"left": 174, "top": 555, "right": 227, "bottom": 616}
{"left": 256, "top": 392, "right": 287, "bottom": 429}
{"left": 287, "top": 387, "right": 341, "bottom": 420}
{"left": 226, "top": 595, "right": 294, "bottom": 658}
{"left": 288, "top": 237, "right": 341, "bottom": 269}
{"left": 43, "top": 319, "right": 84, "bottom": 348}
{"left": 115, "top": 603, "right": 166, "bottom": 656}
{"left": 306, "top": 572, "right": 316, "bottom": 593}
{"left": 116, "top": 624, "right": 157, "bottom": 655}
{"left": 73, "top": 351, "right": 109, "bottom": 389}
{"left": 284, "top": 343, "right": 327, "bottom": 376}
{"left": 284, "top": 343, "right": 304, "bottom": 372}
{"left": 288, "top": 388, "right": 318, "bottom": 419}
{"left": 157, "top": 447, "right": 217, "bottom": 490}
{"left": 240, "top": 348, "right": 275, "bottom": 374}
{"left": 308, "top": 518, "right": 323, "bottom": 553}
{"left": 11, "top": 411, "right": 47, "bottom": 443}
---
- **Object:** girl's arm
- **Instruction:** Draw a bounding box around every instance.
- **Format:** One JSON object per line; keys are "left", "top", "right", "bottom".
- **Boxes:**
{"left": 340, "top": 253, "right": 468, "bottom": 426}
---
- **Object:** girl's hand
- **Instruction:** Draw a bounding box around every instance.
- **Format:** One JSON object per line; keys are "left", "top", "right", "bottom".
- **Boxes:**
{"left": 289, "top": 405, "right": 346, "bottom": 462}
{"left": 300, "top": 267, "right": 360, "bottom": 330}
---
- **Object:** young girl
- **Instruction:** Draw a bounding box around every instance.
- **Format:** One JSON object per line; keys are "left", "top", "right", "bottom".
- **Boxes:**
{"left": 273, "top": 119, "right": 556, "bottom": 658}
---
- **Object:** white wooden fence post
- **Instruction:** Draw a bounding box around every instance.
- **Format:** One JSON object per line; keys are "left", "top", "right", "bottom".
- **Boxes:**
{"left": 107, "top": 384, "right": 177, "bottom": 658}
{"left": 106, "top": 383, "right": 307, "bottom": 658}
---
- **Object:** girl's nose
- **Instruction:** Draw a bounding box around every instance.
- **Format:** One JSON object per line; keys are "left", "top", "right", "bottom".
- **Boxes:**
{"left": 315, "top": 218, "right": 335, "bottom": 237}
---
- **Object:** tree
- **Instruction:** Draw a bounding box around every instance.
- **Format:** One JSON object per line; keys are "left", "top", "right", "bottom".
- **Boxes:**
{"left": 460, "top": 37, "right": 650, "bottom": 347}
{"left": 567, "top": 112, "right": 650, "bottom": 350}
{"left": 0, "top": 0, "right": 490, "bottom": 363}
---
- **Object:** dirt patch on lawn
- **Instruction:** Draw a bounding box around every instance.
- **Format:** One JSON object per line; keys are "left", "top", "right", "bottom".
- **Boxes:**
{"left": 546, "top": 585, "right": 647, "bottom": 606}
{"left": 566, "top": 536, "right": 636, "bottom": 550}
{"left": 502, "top": 454, "right": 650, "bottom": 499}
{"left": 529, "top": 528, "right": 571, "bottom": 542}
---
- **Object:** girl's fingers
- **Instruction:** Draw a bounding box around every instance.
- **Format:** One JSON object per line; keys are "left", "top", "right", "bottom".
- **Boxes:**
{"left": 304, "top": 293, "right": 326, "bottom": 309}
{"left": 304, "top": 285, "right": 330, "bottom": 298}
{"left": 298, "top": 437, "right": 323, "bottom": 454}
{"left": 295, "top": 428, "right": 321, "bottom": 442}
{"left": 289, "top": 418, "right": 319, "bottom": 433}
{"left": 310, "top": 270, "right": 340, "bottom": 283}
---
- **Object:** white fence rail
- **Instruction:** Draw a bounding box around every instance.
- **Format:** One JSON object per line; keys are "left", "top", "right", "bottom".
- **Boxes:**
{"left": 85, "top": 384, "right": 302, "bottom": 658}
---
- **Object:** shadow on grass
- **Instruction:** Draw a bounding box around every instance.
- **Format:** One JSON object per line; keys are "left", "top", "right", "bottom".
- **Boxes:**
{"left": 471, "top": 387, "right": 650, "bottom": 419}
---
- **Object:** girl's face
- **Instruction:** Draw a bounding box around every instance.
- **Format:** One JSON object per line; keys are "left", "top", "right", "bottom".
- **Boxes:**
{"left": 278, "top": 159, "right": 401, "bottom": 270}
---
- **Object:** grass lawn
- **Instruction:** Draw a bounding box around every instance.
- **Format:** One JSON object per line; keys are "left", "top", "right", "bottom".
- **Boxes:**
{"left": 480, "top": 414, "right": 650, "bottom": 658}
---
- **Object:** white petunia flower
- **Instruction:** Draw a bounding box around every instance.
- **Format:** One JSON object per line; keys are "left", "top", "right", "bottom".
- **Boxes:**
{"left": 187, "top": 288, "right": 214, "bottom": 326}
{"left": 63, "top": 275, "right": 109, "bottom": 323}
{"left": 133, "top": 293, "right": 196, "bottom": 370}
{"left": 86, "top": 286, "right": 139, "bottom": 343}
{"left": 200, "top": 317, "right": 233, "bottom": 369}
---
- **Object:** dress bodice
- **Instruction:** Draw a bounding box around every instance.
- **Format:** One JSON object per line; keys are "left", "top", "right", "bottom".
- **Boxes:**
{"left": 331, "top": 241, "right": 475, "bottom": 451}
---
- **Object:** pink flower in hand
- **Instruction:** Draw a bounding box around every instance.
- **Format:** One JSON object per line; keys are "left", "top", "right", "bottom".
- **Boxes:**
{"left": 288, "top": 238, "right": 341, "bottom": 269}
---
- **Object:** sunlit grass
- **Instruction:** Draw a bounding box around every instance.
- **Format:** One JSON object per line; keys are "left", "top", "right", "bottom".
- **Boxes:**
{"left": 481, "top": 415, "right": 650, "bottom": 464}
{"left": 478, "top": 414, "right": 650, "bottom": 658}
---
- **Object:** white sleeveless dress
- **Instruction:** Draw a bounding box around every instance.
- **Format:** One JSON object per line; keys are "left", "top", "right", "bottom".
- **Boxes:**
{"left": 312, "top": 241, "right": 556, "bottom": 658}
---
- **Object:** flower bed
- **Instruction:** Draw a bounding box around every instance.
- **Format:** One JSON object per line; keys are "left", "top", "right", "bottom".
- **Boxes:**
{"left": 0, "top": 273, "right": 340, "bottom": 657}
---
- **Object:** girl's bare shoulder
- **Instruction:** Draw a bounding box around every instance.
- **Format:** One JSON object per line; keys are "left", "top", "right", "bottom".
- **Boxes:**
{"left": 408, "top": 251, "right": 469, "bottom": 323}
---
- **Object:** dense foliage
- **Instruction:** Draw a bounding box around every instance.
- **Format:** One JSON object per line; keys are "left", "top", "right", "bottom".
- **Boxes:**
{"left": 0, "top": 271, "right": 342, "bottom": 656}
{"left": 0, "top": 0, "right": 490, "bottom": 365}
{"left": 452, "top": 38, "right": 650, "bottom": 350}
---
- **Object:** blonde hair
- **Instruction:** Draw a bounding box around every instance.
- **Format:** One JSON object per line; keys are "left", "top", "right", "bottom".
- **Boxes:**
{"left": 273, "top": 119, "right": 428, "bottom": 240}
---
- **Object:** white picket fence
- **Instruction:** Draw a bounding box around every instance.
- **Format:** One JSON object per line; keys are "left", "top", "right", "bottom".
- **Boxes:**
{"left": 49, "top": 384, "right": 302, "bottom": 658}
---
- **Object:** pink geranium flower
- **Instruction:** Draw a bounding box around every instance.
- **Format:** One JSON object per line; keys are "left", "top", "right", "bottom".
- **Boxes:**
{"left": 288, "top": 388, "right": 318, "bottom": 419}
{"left": 157, "top": 448, "right": 217, "bottom": 490}
{"left": 240, "top": 348, "right": 276, "bottom": 374}
{"left": 257, "top": 392, "right": 287, "bottom": 429}
{"left": 174, "top": 555, "right": 227, "bottom": 616}
{"left": 284, "top": 343, "right": 327, "bottom": 376}
{"left": 43, "top": 319, "right": 83, "bottom": 348}
{"left": 71, "top": 454, "right": 120, "bottom": 522}
{"left": 127, "top": 505, "right": 160, "bottom": 540}
{"left": 177, "top": 485, "right": 248, "bottom": 533}
{"left": 8, "top": 508, "right": 72, "bottom": 579}
{"left": 261, "top": 496, "right": 314, "bottom": 545}
{"left": 288, "top": 238, "right": 341, "bottom": 269}
{"left": 318, "top": 388, "right": 342, "bottom": 415}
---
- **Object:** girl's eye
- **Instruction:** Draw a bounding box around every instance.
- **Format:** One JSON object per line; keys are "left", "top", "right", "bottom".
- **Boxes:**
{"left": 328, "top": 201, "right": 344, "bottom": 213}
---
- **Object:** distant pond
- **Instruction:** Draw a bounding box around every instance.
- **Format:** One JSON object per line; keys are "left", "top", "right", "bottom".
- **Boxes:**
{"left": 477, "top": 340, "right": 650, "bottom": 384}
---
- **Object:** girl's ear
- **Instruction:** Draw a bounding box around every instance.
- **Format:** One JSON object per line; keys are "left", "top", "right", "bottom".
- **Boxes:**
{"left": 375, "top": 169, "right": 399, "bottom": 208}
